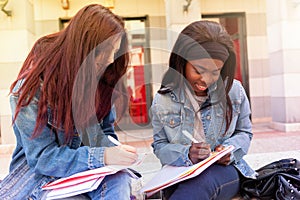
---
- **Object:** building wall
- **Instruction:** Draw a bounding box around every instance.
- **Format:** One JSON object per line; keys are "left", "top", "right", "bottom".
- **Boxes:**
{"left": 0, "top": 0, "right": 35, "bottom": 144}
{"left": 0, "top": 0, "right": 169, "bottom": 144}
{"left": 200, "top": 0, "right": 271, "bottom": 122}
{"left": 2, "top": 0, "right": 296, "bottom": 144}
{"left": 266, "top": 0, "right": 300, "bottom": 131}
{"left": 33, "top": 0, "right": 168, "bottom": 97}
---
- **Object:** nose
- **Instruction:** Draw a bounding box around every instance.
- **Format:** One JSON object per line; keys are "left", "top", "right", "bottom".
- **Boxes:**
{"left": 200, "top": 72, "right": 211, "bottom": 85}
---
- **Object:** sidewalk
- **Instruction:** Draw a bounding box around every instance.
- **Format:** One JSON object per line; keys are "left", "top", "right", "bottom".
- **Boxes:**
{"left": 119, "top": 123, "right": 300, "bottom": 198}
{"left": 1, "top": 122, "right": 300, "bottom": 197}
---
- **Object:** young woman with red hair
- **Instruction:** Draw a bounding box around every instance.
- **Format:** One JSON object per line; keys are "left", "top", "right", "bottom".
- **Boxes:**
{"left": 0, "top": 4, "right": 137, "bottom": 200}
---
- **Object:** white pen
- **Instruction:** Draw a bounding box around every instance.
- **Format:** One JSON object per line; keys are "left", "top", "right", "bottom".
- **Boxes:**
{"left": 108, "top": 135, "right": 122, "bottom": 146}
{"left": 182, "top": 130, "right": 199, "bottom": 143}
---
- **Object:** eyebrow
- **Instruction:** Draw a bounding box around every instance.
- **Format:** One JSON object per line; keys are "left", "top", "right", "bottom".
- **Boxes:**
{"left": 192, "top": 64, "right": 221, "bottom": 72}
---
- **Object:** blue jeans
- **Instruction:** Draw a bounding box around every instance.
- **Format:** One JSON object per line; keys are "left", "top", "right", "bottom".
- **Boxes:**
{"left": 42, "top": 172, "right": 131, "bottom": 200}
{"left": 43, "top": 171, "right": 131, "bottom": 200}
{"left": 86, "top": 171, "right": 131, "bottom": 200}
{"left": 166, "top": 164, "right": 240, "bottom": 200}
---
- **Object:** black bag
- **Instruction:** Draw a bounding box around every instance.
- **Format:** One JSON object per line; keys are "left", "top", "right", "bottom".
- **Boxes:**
{"left": 240, "top": 158, "right": 300, "bottom": 200}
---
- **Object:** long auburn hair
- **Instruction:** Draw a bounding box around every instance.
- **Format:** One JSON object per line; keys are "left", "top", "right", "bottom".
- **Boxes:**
{"left": 159, "top": 20, "right": 236, "bottom": 132}
{"left": 10, "top": 4, "right": 129, "bottom": 143}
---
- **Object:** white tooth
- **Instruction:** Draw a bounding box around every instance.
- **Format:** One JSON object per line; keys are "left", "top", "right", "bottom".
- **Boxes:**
{"left": 195, "top": 84, "right": 206, "bottom": 91}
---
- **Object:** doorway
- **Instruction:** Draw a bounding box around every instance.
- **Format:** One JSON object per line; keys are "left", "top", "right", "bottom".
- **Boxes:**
{"left": 202, "top": 13, "right": 250, "bottom": 102}
{"left": 116, "top": 16, "right": 153, "bottom": 130}
{"left": 58, "top": 15, "right": 153, "bottom": 130}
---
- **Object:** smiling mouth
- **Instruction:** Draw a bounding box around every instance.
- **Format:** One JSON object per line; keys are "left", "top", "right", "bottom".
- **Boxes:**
{"left": 194, "top": 83, "right": 207, "bottom": 91}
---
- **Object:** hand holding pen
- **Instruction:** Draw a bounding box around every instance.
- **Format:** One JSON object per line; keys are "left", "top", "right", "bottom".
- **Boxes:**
{"left": 214, "top": 145, "right": 231, "bottom": 165}
{"left": 104, "top": 135, "right": 138, "bottom": 166}
{"left": 183, "top": 131, "right": 211, "bottom": 164}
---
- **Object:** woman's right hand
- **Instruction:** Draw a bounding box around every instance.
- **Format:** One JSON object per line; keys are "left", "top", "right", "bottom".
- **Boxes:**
{"left": 188, "top": 142, "right": 211, "bottom": 164}
{"left": 104, "top": 145, "right": 138, "bottom": 166}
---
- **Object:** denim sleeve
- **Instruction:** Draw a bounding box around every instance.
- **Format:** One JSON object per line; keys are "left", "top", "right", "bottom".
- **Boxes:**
{"left": 84, "top": 107, "right": 118, "bottom": 147}
{"left": 101, "top": 107, "right": 119, "bottom": 143}
{"left": 151, "top": 100, "right": 193, "bottom": 167}
{"left": 223, "top": 84, "right": 252, "bottom": 163}
{"left": 10, "top": 95, "right": 106, "bottom": 178}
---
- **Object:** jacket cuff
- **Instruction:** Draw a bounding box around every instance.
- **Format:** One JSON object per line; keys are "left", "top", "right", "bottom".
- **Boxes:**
{"left": 184, "top": 145, "right": 194, "bottom": 166}
{"left": 88, "top": 147, "right": 105, "bottom": 169}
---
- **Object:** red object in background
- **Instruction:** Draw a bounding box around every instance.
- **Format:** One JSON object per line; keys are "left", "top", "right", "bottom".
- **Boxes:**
{"left": 234, "top": 39, "right": 242, "bottom": 82}
{"left": 129, "top": 65, "right": 148, "bottom": 124}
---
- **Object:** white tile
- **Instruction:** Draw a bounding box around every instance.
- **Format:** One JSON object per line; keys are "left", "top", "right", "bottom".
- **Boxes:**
{"left": 0, "top": 90, "right": 11, "bottom": 115}
{"left": 270, "top": 75, "right": 285, "bottom": 97}
{"left": 201, "top": 0, "right": 266, "bottom": 14}
{"left": 267, "top": 23, "right": 283, "bottom": 53}
{"left": 0, "top": 64, "right": 21, "bottom": 90}
{"left": 282, "top": 21, "right": 300, "bottom": 50}
{"left": 0, "top": 30, "right": 30, "bottom": 62}
{"left": 0, "top": 115, "right": 15, "bottom": 144}
{"left": 284, "top": 73, "right": 300, "bottom": 97}
{"left": 283, "top": 49, "right": 300, "bottom": 73}
{"left": 250, "top": 77, "right": 271, "bottom": 97}
{"left": 247, "top": 36, "right": 269, "bottom": 60}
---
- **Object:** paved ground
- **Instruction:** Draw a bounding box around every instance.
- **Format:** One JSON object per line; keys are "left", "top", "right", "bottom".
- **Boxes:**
{"left": 118, "top": 123, "right": 300, "bottom": 199}
{"left": 1, "top": 122, "right": 300, "bottom": 199}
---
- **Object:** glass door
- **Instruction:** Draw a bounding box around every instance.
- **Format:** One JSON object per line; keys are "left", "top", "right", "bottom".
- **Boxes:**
{"left": 116, "top": 16, "right": 152, "bottom": 130}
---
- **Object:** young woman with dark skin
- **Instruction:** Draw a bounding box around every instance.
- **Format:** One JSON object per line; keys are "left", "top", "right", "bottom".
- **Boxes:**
{"left": 151, "top": 20, "right": 256, "bottom": 199}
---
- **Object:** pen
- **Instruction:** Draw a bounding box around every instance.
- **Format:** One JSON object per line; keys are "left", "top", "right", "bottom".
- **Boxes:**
{"left": 182, "top": 130, "right": 199, "bottom": 143}
{"left": 108, "top": 135, "right": 122, "bottom": 146}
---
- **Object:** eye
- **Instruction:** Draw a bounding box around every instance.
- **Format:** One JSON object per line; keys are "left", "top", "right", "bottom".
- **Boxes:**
{"left": 192, "top": 66, "right": 204, "bottom": 75}
{"left": 212, "top": 71, "right": 220, "bottom": 76}
{"left": 212, "top": 69, "right": 221, "bottom": 76}
{"left": 194, "top": 69, "right": 201, "bottom": 74}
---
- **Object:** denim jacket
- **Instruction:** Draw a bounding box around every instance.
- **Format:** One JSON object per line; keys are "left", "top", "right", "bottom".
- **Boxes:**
{"left": 0, "top": 79, "right": 119, "bottom": 200}
{"left": 151, "top": 80, "right": 256, "bottom": 178}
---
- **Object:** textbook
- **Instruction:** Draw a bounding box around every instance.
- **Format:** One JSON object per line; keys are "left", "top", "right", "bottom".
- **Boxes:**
{"left": 140, "top": 145, "right": 235, "bottom": 197}
{"left": 42, "top": 153, "right": 146, "bottom": 200}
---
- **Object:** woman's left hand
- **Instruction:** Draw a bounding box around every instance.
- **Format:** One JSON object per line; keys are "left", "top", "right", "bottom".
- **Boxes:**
{"left": 215, "top": 145, "right": 231, "bottom": 165}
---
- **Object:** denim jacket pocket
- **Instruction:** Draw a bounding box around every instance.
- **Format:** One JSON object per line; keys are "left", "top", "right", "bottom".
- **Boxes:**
{"left": 161, "top": 113, "right": 183, "bottom": 143}
{"left": 161, "top": 113, "right": 181, "bottom": 128}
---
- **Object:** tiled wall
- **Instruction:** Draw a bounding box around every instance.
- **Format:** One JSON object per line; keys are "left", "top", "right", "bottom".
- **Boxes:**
{"left": 0, "top": 0, "right": 35, "bottom": 144}
{"left": 201, "top": 0, "right": 271, "bottom": 122}
{"left": 266, "top": 0, "right": 300, "bottom": 130}
{"left": 2, "top": 0, "right": 299, "bottom": 144}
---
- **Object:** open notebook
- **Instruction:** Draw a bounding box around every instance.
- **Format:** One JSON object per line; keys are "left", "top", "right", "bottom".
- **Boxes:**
{"left": 42, "top": 153, "right": 146, "bottom": 200}
{"left": 140, "top": 145, "right": 235, "bottom": 197}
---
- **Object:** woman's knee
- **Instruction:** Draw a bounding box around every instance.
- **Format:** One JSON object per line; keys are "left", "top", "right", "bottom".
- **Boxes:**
{"left": 169, "top": 165, "right": 240, "bottom": 200}
{"left": 87, "top": 171, "right": 131, "bottom": 200}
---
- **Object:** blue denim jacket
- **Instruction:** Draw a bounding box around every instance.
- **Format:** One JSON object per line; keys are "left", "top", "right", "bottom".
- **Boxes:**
{"left": 0, "top": 79, "right": 119, "bottom": 200}
{"left": 151, "top": 80, "right": 256, "bottom": 178}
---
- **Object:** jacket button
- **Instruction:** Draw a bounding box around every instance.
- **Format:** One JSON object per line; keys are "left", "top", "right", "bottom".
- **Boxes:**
{"left": 206, "top": 115, "right": 211, "bottom": 120}
{"left": 170, "top": 119, "right": 174, "bottom": 125}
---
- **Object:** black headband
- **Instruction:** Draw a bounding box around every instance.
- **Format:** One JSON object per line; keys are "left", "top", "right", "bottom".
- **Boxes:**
{"left": 186, "top": 41, "right": 229, "bottom": 62}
